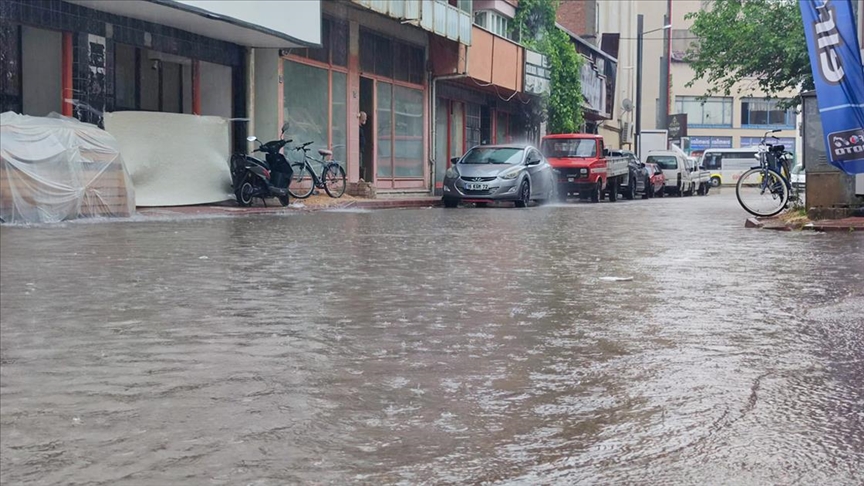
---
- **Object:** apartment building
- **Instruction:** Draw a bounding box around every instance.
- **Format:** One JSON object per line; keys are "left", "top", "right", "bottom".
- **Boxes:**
{"left": 638, "top": 0, "right": 799, "bottom": 158}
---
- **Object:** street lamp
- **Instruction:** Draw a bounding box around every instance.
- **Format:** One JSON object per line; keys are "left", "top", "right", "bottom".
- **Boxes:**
{"left": 635, "top": 15, "right": 671, "bottom": 157}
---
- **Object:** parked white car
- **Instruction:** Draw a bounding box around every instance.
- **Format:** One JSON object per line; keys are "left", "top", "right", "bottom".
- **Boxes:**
{"left": 644, "top": 150, "right": 697, "bottom": 196}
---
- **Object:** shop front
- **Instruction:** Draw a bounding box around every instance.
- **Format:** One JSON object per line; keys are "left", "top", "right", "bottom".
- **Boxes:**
{"left": 0, "top": 0, "right": 320, "bottom": 152}
{"left": 277, "top": 8, "right": 429, "bottom": 193}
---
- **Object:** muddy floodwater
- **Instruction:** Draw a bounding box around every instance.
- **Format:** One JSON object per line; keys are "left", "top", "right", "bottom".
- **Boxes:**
{"left": 2, "top": 191, "right": 863, "bottom": 485}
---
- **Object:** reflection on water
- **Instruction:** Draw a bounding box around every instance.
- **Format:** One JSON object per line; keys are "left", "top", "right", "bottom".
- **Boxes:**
{"left": 1, "top": 193, "right": 863, "bottom": 485}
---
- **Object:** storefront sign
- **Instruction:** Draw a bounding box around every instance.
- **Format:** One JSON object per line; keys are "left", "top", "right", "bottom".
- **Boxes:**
{"left": 689, "top": 136, "right": 732, "bottom": 150}
{"left": 667, "top": 113, "right": 688, "bottom": 139}
{"left": 740, "top": 136, "right": 796, "bottom": 151}
{"left": 524, "top": 50, "right": 550, "bottom": 95}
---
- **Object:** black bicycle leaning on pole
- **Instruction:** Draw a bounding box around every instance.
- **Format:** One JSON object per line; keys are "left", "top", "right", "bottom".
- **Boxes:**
{"left": 735, "top": 129, "right": 797, "bottom": 218}
{"left": 287, "top": 141, "right": 347, "bottom": 199}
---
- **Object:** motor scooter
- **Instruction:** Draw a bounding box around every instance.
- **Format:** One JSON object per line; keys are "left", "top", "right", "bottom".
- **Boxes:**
{"left": 231, "top": 122, "right": 294, "bottom": 207}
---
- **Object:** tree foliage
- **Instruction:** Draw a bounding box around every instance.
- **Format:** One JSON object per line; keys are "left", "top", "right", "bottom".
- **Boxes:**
{"left": 685, "top": 0, "right": 812, "bottom": 105}
{"left": 513, "top": 0, "right": 584, "bottom": 134}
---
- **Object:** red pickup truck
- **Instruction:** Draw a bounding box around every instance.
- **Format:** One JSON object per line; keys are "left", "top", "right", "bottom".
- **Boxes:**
{"left": 540, "top": 134, "right": 630, "bottom": 202}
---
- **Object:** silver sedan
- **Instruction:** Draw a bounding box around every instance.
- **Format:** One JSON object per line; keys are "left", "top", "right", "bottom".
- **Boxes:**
{"left": 442, "top": 144, "right": 557, "bottom": 208}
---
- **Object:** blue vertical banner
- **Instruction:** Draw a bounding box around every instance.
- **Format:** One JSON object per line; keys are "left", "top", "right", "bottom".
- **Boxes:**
{"left": 800, "top": 0, "right": 864, "bottom": 174}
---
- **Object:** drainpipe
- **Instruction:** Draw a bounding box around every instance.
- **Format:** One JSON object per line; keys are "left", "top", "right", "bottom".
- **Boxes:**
{"left": 429, "top": 44, "right": 470, "bottom": 194}
{"left": 246, "top": 47, "right": 255, "bottom": 154}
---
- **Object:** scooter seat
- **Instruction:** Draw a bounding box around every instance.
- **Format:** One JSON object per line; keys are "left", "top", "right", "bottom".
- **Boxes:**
{"left": 318, "top": 149, "right": 333, "bottom": 157}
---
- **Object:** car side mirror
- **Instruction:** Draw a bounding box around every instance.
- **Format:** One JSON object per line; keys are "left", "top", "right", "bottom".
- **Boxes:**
{"left": 602, "top": 148, "right": 610, "bottom": 157}
{"left": 527, "top": 155, "right": 541, "bottom": 166}
{"left": 450, "top": 157, "right": 460, "bottom": 164}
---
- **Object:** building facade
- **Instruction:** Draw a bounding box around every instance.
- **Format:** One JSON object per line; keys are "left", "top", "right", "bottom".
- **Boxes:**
{"left": 556, "top": 1, "right": 622, "bottom": 143}
{"left": 0, "top": 0, "right": 321, "bottom": 152}
{"left": 259, "top": 0, "right": 537, "bottom": 196}
{"left": 633, "top": 0, "right": 799, "bottom": 159}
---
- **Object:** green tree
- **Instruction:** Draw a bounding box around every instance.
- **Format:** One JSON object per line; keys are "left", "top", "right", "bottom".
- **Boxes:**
{"left": 513, "top": 0, "right": 584, "bottom": 134}
{"left": 685, "top": 0, "right": 812, "bottom": 105}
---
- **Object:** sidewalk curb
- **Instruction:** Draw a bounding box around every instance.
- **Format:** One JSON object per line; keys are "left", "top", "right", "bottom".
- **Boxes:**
{"left": 745, "top": 216, "right": 863, "bottom": 232}
{"left": 137, "top": 197, "right": 442, "bottom": 219}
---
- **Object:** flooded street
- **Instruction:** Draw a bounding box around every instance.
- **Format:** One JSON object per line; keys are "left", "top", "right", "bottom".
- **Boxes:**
{"left": 2, "top": 190, "right": 863, "bottom": 485}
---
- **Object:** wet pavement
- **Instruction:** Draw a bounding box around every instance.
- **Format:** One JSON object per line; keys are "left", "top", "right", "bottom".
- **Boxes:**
{"left": 2, "top": 189, "right": 863, "bottom": 485}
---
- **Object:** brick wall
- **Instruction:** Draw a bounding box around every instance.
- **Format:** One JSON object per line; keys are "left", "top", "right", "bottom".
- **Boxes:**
{"left": 556, "top": 0, "right": 596, "bottom": 42}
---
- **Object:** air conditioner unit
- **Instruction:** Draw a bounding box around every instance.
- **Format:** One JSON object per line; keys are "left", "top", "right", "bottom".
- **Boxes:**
{"left": 621, "top": 121, "right": 632, "bottom": 144}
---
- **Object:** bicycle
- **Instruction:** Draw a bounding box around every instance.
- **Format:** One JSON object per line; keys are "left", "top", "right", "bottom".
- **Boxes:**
{"left": 735, "top": 129, "right": 798, "bottom": 217}
{"left": 287, "top": 141, "right": 347, "bottom": 199}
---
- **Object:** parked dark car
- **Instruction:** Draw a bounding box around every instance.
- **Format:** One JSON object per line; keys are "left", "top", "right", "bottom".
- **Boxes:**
{"left": 643, "top": 162, "right": 667, "bottom": 198}
{"left": 610, "top": 149, "right": 647, "bottom": 200}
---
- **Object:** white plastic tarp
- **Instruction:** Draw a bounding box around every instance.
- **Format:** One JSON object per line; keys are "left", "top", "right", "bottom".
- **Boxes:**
{"left": 0, "top": 112, "right": 135, "bottom": 224}
{"left": 104, "top": 112, "right": 233, "bottom": 207}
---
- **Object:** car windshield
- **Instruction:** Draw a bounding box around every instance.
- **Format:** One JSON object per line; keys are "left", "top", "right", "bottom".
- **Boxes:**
{"left": 541, "top": 139, "right": 596, "bottom": 158}
{"left": 460, "top": 147, "right": 523, "bottom": 165}
{"left": 647, "top": 155, "right": 678, "bottom": 169}
{"left": 791, "top": 163, "right": 804, "bottom": 175}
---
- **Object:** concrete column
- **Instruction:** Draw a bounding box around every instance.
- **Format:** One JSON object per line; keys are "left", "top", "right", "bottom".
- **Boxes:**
{"left": 348, "top": 20, "right": 360, "bottom": 184}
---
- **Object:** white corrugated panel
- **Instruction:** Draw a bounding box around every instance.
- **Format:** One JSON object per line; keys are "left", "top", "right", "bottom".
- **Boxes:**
{"left": 389, "top": 0, "right": 405, "bottom": 19}
{"left": 420, "top": 0, "right": 434, "bottom": 31}
{"left": 446, "top": 4, "right": 459, "bottom": 41}
{"left": 458, "top": 11, "right": 471, "bottom": 45}
{"left": 370, "top": 0, "right": 387, "bottom": 13}
{"left": 405, "top": 0, "right": 420, "bottom": 21}
{"left": 434, "top": 0, "right": 447, "bottom": 36}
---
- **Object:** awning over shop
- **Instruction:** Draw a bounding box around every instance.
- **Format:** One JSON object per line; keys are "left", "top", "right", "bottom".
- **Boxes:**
{"left": 66, "top": 0, "right": 321, "bottom": 48}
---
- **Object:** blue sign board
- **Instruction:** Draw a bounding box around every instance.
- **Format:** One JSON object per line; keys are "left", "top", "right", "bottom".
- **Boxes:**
{"left": 690, "top": 136, "right": 733, "bottom": 151}
{"left": 740, "top": 137, "right": 796, "bottom": 152}
{"left": 800, "top": 0, "right": 864, "bottom": 174}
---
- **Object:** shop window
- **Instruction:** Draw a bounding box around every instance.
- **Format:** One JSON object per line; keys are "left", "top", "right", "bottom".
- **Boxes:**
{"left": 393, "top": 85, "right": 424, "bottom": 177}
{"left": 1, "top": 24, "right": 22, "bottom": 114}
{"left": 114, "top": 43, "right": 137, "bottom": 110}
{"left": 393, "top": 43, "right": 424, "bottom": 85}
{"left": 376, "top": 80, "right": 426, "bottom": 179}
{"left": 284, "top": 60, "right": 331, "bottom": 164}
{"left": 331, "top": 71, "right": 347, "bottom": 166}
{"left": 450, "top": 101, "right": 465, "bottom": 158}
{"left": 288, "top": 19, "right": 348, "bottom": 68}
{"left": 466, "top": 103, "right": 481, "bottom": 149}
{"left": 740, "top": 98, "right": 794, "bottom": 128}
{"left": 496, "top": 111, "right": 510, "bottom": 144}
{"left": 21, "top": 26, "right": 62, "bottom": 116}
{"left": 360, "top": 31, "right": 423, "bottom": 84}
{"left": 675, "top": 96, "right": 732, "bottom": 127}
{"left": 376, "top": 81, "right": 393, "bottom": 177}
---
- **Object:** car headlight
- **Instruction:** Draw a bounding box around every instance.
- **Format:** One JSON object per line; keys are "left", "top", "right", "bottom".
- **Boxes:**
{"left": 580, "top": 168, "right": 589, "bottom": 176}
{"left": 499, "top": 168, "right": 521, "bottom": 180}
{"left": 445, "top": 167, "right": 459, "bottom": 179}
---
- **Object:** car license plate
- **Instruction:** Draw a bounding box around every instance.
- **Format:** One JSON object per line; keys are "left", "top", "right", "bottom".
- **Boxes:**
{"left": 567, "top": 177, "right": 575, "bottom": 182}
{"left": 466, "top": 183, "right": 488, "bottom": 190}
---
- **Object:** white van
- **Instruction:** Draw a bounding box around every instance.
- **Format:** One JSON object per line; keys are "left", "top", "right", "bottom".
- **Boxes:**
{"left": 698, "top": 147, "right": 759, "bottom": 186}
{"left": 645, "top": 150, "right": 696, "bottom": 196}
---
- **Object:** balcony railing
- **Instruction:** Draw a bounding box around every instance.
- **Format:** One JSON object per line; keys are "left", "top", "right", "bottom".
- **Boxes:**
{"left": 350, "top": 0, "right": 472, "bottom": 45}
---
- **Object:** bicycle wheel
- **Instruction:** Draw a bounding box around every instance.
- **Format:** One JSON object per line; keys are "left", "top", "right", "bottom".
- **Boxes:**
{"left": 288, "top": 162, "right": 315, "bottom": 199}
{"left": 736, "top": 168, "right": 788, "bottom": 217}
{"left": 322, "top": 164, "right": 346, "bottom": 198}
